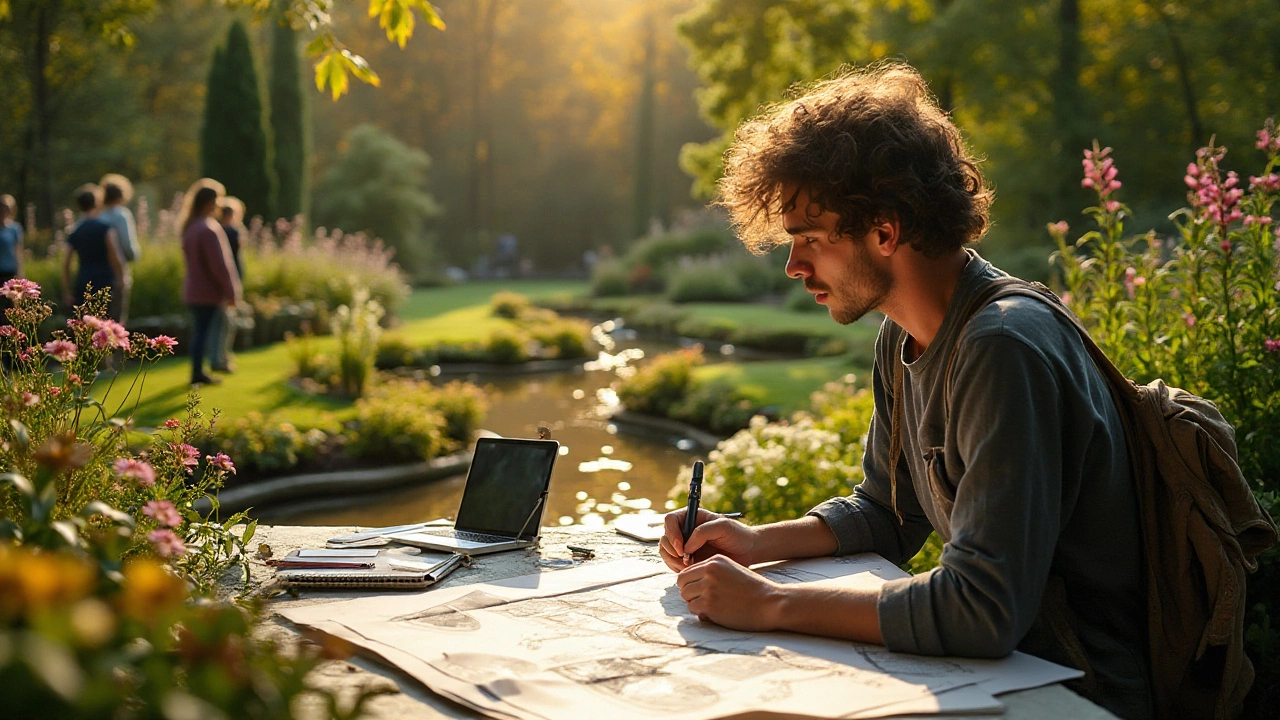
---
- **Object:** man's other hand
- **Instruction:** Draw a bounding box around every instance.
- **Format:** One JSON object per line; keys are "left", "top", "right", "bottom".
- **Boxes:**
{"left": 676, "top": 555, "right": 782, "bottom": 632}
{"left": 659, "top": 508, "right": 759, "bottom": 572}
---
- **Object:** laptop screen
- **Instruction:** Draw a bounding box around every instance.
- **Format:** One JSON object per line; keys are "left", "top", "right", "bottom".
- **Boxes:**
{"left": 454, "top": 438, "right": 559, "bottom": 539}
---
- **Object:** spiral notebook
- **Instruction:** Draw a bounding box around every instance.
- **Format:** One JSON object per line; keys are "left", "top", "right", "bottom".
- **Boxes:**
{"left": 272, "top": 548, "right": 465, "bottom": 590}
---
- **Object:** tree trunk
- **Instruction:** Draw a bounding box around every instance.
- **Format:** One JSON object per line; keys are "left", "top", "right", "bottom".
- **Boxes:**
{"left": 632, "top": 11, "right": 657, "bottom": 240}
{"left": 1148, "top": 2, "right": 1204, "bottom": 150}
{"left": 1052, "top": 0, "right": 1085, "bottom": 217}
{"left": 31, "top": 0, "right": 61, "bottom": 231}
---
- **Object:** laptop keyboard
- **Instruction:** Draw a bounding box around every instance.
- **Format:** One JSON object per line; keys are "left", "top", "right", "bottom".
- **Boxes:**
{"left": 422, "top": 529, "right": 516, "bottom": 544}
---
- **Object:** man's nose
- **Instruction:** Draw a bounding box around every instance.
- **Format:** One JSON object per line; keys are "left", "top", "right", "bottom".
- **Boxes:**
{"left": 785, "top": 246, "right": 811, "bottom": 280}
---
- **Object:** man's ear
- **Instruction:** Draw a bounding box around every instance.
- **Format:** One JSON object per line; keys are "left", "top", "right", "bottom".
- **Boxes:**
{"left": 870, "top": 216, "right": 902, "bottom": 257}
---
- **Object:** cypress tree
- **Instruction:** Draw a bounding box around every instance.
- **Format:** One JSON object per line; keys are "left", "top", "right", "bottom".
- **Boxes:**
{"left": 269, "top": 21, "right": 307, "bottom": 220}
{"left": 200, "top": 20, "right": 275, "bottom": 220}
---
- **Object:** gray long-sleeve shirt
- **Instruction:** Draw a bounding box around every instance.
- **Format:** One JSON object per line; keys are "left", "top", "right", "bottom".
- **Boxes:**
{"left": 809, "top": 252, "right": 1151, "bottom": 719}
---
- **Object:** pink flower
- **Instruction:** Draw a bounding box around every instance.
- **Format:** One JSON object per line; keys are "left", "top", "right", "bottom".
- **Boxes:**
{"left": 0, "top": 278, "right": 40, "bottom": 302}
{"left": 142, "top": 499, "right": 182, "bottom": 528}
{"left": 1047, "top": 221, "right": 1070, "bottom": 237}
{"left": 21, "top": 392, "right": 39, "bottom": 407}
{"left": 1258, "top": 124, "right": 1280, "bottom": 153}
{"left": 113, "top": 458, "right": 157, "bottom": 488}
{"left": 43, "top": 339, "right": 77, "bottom": 362}
{"left": 146, "top": 335, "right": 178, "bottom": 354}
{"left": 1249, "top": 174, "right": 1280, "bottom": 193}
{"left": 1082, "top": 145, "right": 1123, "bottom": 199}
{"left": 1220, "top": 239, "right": 1233, "bottom": 253}
{"left": 0, "top": 326, "right": 25, "bottom": 342}
{"left": 48, "top": 387, "right": 61, "bottom": 397}
{"left": 170, "top": 443, "right": 199, "bottom": 474}
{"left": 163, "top": 419, "right": 181, "bottom": 429}
{"left": 148, "top": 529, "right": 187, "bottom": 558}
{"left": 67, "top": 373, "right": 81, "bottom": 385}
{"left": 1265, "top": 338, "right": 1280, "bottom": 353}
{"left": 1183, "top": 312, "right": 1197, "bottom": 328}
{"left": 1105, "top": 200, "right": 1121, "bottom": 213}
{"left": 1244, "top": 215, "right": 1273, "bottom": 227}
{"left": 207, "top": 452, "right": 236, "bottom": 475}
{"left": 91, "top": 320, "right": 130, "bottom": 351}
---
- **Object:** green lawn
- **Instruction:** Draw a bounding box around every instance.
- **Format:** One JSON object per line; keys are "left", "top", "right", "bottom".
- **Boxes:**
{"left": 696, "top": 356, "right": 869, "bottom": 413}
{"left": 104, "top": 280, "right": 872, "bottom": 427}
{"left": 103, "top": 280, "right": 588, "bottom": 427}
{"left": 680, "top": 302, "right": 881, "bottom": 342}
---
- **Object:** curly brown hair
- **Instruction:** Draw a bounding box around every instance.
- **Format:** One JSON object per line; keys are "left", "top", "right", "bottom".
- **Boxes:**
{"left": 717, "top": 61, "right": 992, "bottom": 257}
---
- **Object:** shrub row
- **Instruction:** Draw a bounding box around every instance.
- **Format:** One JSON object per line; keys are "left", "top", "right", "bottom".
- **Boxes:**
{"left": 589, "top": 228, "right": 791, "bottom": 302}
{"left": 614, "top": 348, "right": 757, "bottom": 435}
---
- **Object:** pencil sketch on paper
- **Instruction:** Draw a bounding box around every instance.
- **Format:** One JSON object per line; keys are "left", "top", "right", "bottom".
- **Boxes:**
{"left": 282, "top": 555, "right": 1085, "bottom": 720}
{"left": 551, "top": 656, "right": 720, "bottom": 712}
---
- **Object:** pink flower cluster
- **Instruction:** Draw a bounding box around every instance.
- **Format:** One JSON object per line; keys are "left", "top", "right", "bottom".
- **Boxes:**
{"left": 1258, "top": 125, "right": 1280, "bottom": 154}
{"left": 1250, "top": 174, "right": 1280, "bottom": 194}
{"left": 142, "top": 499, "right": 182, "bottom": 528}
{"left": 43, "top": 339, "right": 77, "bottom": 363}
{"left": 78, "top": 315, "right": 130, "bottom": 351}
{"left": 206, "top": 452, "right": 236, "bottom": 475}
{"left": 114, "top": 458, "right": 157, "bottom": 488}
{"left": 0, "top": 278, "right": 40, "bottom": 302}
{"left": 146, "top": 335, "right": 178, "bottom": 354}
{"left": 148, "top": 529, "right": 186, "bottom": 558}
{"left": 170, "top": 443, "right": 200, "bottom": 474}
{"left": 1185, "top": 148, "right": 1244, "bottom": 227}
{"left": 1082, "top": 146, "right": 1122, "bottom": 213}
{"left": 1123, "top": 267, "right": 1146, "bottom": 299}
{"left": 0, "top": 326, "right": 25, "bottom": 343}
{"left": 1265, "top": 338, "right": 1280, "bottom": 353}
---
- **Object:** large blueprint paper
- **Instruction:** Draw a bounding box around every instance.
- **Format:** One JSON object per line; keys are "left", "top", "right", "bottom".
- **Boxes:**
{"left": 282, "top": 554, "right": 1081, "bottom": 719}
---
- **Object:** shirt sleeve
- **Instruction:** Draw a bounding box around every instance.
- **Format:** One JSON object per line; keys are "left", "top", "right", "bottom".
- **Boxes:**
{"left": 122, "top": 207, "right": 139, "bottom": 260}
{"left": 807, "top": 325, "right": 936, "bottom": 565}
{"left": 876, "top": 332, "right": 1065, "bottom": 658}
{"left": 200, "top": 224, "right": 241, "bottom": 303}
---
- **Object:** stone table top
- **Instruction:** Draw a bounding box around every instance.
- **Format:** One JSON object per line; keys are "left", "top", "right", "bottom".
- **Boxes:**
{"left": 240, "top": 525, "right": 1117, "bottom": 720}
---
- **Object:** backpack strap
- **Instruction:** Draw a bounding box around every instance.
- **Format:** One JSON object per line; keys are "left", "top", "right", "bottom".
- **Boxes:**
{"left": 888, "top": 332, "right": 908, "bottom": 525}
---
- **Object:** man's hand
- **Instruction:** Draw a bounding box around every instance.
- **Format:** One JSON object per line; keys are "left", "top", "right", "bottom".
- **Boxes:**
{"left": 659, "top": 508, "right": 759, "bottom": 572}
{"left": 676, "top": 555, "right": 783, "bottom": 632}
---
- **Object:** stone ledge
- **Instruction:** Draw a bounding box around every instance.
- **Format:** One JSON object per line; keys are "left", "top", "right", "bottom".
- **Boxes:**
{"left": 608, "top": 408, "right": 725, "bottom": 451}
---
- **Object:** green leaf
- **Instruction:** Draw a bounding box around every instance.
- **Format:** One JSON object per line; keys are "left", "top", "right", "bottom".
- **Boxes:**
{"left": 8, "top": 419, "right": 30, "bottom": 449}
{"left": 81, "top": 501, "right": 135, "bottom": 526}
{"left": 414, "top": 1, "right": 446, "bottom": 31}
{"left": 0, "top": 472, "right": 34, "bottom": 498}
{"left": 241, "top": 519, "right": 258, "bottom": 544}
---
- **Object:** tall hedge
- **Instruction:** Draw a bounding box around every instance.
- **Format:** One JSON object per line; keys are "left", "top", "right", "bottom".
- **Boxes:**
{"left": 269, "top": 21, "right": 307, "bottom": 220}
{"left": 200, "top": 20, "right": 275, "bottom": 221}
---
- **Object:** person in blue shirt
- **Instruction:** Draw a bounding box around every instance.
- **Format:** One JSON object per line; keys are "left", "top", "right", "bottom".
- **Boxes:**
{"left": 62, "top": 184, "right": 130, "bottom": 319}
{"left": 0, "top": 194, "right": 22, "bottom": 285}
{"left": 99, "top": 174, "right": 141, "bottom": 323}
{"left": 0, "top": 194, "right": 24, "bottom": 324}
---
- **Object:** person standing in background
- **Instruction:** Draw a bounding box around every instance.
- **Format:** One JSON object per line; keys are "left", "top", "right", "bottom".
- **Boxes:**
{"left": 98, "top": 174, "right": 141, "bottom": 324}
{"left": 180, "top": 179, "right": 241, "bottom": 386}
{"left": 209, "top": 196, "right": 246, "bottom": 373}
{"left": 62, "top": 184, "right": 130, "bottom": 319}
{"left": 0, "top": 194, "right": 24, "bottom": 323}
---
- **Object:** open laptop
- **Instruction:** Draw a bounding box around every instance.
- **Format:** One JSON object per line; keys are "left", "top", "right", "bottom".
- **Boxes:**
{"left": 385, "top": 437, "right": 560, "bottom": 555}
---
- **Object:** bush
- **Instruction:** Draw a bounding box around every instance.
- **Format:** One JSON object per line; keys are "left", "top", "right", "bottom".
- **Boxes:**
{"left": 376, "top": 333, "right": 423, "bottom": 369}
{"left": 529, "top": 318, "right": 591, "bottom": 359}
{"left": 422, "top": 380, "right": 488, "bottom": 449}
{"left": 615, "top": 347, "right": 703, "bottom": 416}
{"left": 589, "top": 260, "right": 631, "bottom": 297}
{"left": 491, "top": 291, "right": 532, "bottom": 319}
{"left": 666, "top": 257, "right": 749, "bottom": 303}
{"left": 208, "top": 411, "right": 329, "bottom": 474}
{"left": 670, "top": 380, "right": 757, "bottom": 435}
{"left": 349, "top": 398, "right": 446, "bottom": 464}
{"left": 331, "top": 287, "right": 383, "bottom": 397}
{"left": 485, "top": 327, "right": 531, "bottom": 364}
{"left": 626, "top": 301, "right": 690, "bottom": 335}
{"left": 624, "top": 228, "right": 735, "bottom": 269}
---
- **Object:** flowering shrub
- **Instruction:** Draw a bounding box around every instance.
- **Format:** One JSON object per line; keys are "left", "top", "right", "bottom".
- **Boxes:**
{"left": 1, "top": 283, "right": 368, "bottom": 717}
{"left": 1051, "top": 127, "right": 1280, "bottom": 713}
{"left": 1051, "top": 129, "right": 1280, "bottom": 490}
{"left": 331, "top": 288, "right": 384, "bottom": 397}
{"left": 209, "top": 411, "right": 332, "bottom": 476}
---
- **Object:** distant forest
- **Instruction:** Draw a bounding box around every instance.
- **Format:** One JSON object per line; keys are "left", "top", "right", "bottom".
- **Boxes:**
{"left": 1, "top": 0, "right": 1276, "bottom": 277}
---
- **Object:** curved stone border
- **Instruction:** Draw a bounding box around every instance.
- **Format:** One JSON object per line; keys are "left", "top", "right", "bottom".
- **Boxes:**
{"left": 195, "top": 450, "right": 473, "bottom": 516}
{"left": 607, "top": 409, "right": 726, "bottom": 452}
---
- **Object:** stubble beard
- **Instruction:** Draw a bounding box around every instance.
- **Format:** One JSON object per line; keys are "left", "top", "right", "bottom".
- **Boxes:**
{"left": 822, "top": 248, "right": 892, "bottom": 326}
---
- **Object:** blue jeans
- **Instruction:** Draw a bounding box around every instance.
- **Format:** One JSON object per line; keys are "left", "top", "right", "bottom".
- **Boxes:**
{"left": 189, "top": 304, "right": 219, "bottom": 380}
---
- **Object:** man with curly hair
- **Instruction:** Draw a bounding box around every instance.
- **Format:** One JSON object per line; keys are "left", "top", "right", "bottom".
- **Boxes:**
{"left": 660, "top": 63, "right": 1150, "bottom": 719}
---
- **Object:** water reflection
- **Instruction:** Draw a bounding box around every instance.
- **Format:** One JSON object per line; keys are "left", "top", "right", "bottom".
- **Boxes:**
{"left": 279, "top": 329, "right": 699, "bottom": 528}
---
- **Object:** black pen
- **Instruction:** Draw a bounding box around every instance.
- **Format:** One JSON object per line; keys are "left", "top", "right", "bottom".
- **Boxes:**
{"left": 681, "top": 461, "right": 703, "bottom": 560}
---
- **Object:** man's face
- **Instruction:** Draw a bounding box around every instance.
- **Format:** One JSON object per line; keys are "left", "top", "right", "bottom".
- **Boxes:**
{"left": 781, "top": 194, "right": 891, "bottom": 325}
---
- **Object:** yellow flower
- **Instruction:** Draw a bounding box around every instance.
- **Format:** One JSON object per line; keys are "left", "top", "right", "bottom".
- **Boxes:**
{"left": 118, "top": 560, "right": 187, "bottom": 621}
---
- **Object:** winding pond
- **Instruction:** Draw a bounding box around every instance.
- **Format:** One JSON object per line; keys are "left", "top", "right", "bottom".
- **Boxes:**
{"left": 261, "top": 331, "right": 708, "bottom": 528}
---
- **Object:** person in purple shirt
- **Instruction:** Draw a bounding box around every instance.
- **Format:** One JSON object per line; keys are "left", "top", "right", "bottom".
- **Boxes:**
{"left": 179, "top": 179, "right": 241, "bottom": 386}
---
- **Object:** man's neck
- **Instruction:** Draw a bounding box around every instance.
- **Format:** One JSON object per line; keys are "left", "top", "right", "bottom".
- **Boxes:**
{"left": 881, "top": 248, "right": 970, "bottom": 359}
